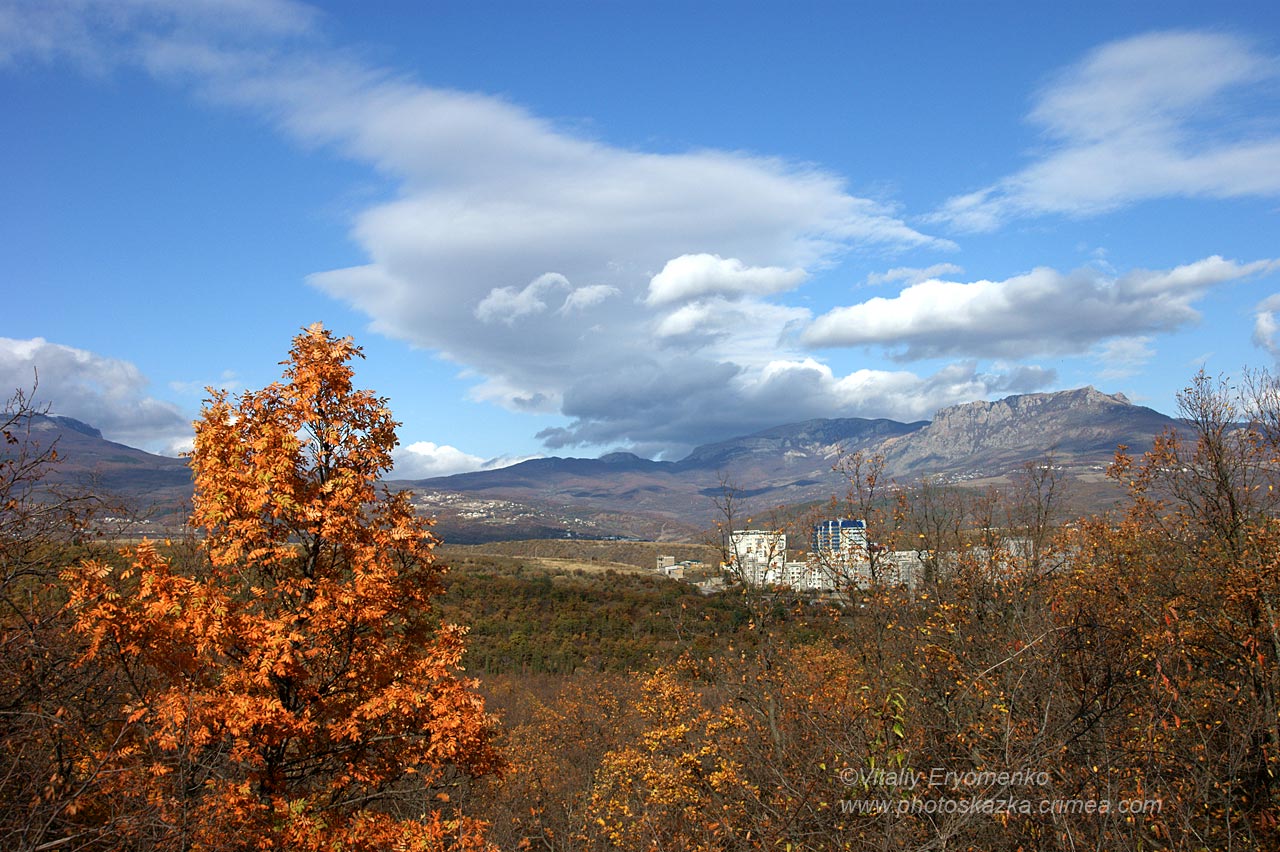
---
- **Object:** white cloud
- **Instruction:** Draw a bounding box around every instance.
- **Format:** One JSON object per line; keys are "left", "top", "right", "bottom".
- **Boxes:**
{"left": 747, "top": 359, "right": 1056, "bottom": 423}
{"left": 393, "top": 440, "right": 486, "bottom": 478}
{"left": 478, "top": 452, "right": 544, "bottom": 470}
{"left": 5, "top": 1, "right": 1081, "bottom": 458}
{"left": 475, "top": 273, "right": 570, "bottom": 325}
{"left": 652, "top": 302, "right": 719, "bottom": 340}
{"left": 234, "top": 38, "right": 945, "bottom": 454}
{"left": 646, "top": 254, "right": 807, "bottom": 306}
{"left": 865, "top": 263, "right": 964, "bottom": 287}
{"left": 0, "top": 336, "right": 190, "bottom": 452}
{"left": 804, "top": 256, "right": 1276, "bottom": 361}
{"left": 1093, "top": 336, "right": 1156, "bottom": 380}
{"left": 0, "top": 0, "right": 319, "bottom": 68}
{"left": 560, "top": 284, "right": 620, "bottom": 314}
{"left": 932, "top": 31, "right": 1280, "bottom": 231}
{"left": 1255, "top": 293, "right": 1280, "bottom": 359}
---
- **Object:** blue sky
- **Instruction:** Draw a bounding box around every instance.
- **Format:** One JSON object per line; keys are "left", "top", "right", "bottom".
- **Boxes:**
{"left": 2, "top": 0, "right": 1279, "bottom": 476}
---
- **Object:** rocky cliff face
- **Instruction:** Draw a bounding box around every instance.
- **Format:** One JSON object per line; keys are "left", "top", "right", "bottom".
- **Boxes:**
{"left": 878, "top": 387, "right": 1174, "bottom": 476}
{"left": 678, "top": 417, "right": 925, "bottom": 471}
{"left": 26, "top": 415, "right": 104, "bottom": 439}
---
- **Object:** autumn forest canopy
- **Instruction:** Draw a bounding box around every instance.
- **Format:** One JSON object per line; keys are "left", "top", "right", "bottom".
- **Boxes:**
{"left": 3, "top": 324, "right": 1280, "bottom": 851}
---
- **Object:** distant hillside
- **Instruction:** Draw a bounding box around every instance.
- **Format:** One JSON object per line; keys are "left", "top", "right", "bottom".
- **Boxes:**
{"left": 675, "top": 417, "right": 925, "bottom": 470}
{"left": 2, "top": 414, "right": 191, "bottom": 521}
{"left": 440, "top": 539, "right": 720, "bottom": 570}
{"left": 7, "top": 387, "right": 1183, "bottom": 540}
{"left": 416, "top": 387, "right": 1181, "bottom": 533}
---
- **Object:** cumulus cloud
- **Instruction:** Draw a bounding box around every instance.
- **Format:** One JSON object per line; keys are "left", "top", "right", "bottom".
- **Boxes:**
{"left": 646, "top": 254, "right": 807, "bottom": 306}
{"left": 1256, "top": 293, "right": 1280, "bottom": 359}
{"left": 392, "top": 441, "right": 486, "bottom": 478}
{"left": 804, "top": 256, "right": 1276, "bottom": 361}
{"left": 0, "top": 1, "right": 1072, "bottom": 457}
{"left": 392, "top": 442, "right": 545, "bottom": 479}
{"left": 0, "top": 337, "right": 190, "bottom": 452}
{"left": 747, "top": 359, "right": 1056, "bottom": 423}
{"left": 649, "top": 296, "right": 809, "bottom": 357}
{"left": 932, "top": 31, "right": 1280, "bottom": 231}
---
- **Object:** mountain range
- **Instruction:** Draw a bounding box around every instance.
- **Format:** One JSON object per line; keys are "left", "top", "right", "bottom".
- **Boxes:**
{"left": 4, "top": 414, "right": 192, "bottom": 510}
{"left": 403, "top": 386, "right": 1178, "bottom": 540}
{"left": 7, "top": 387, "right": 1182, "bottom": 542}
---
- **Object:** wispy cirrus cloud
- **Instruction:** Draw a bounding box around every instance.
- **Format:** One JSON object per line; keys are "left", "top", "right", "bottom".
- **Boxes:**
{"left": 865, "top": 263, "right": 964, "bottom": 287}
{"left": 0, "top": 0, "right": 320, "bottom": 69}
{"left": 931, "top": 31, "right": 1280, "bottom": 232}
{"left": 1093, "top": 337, "right": 1157, "bottom": 380}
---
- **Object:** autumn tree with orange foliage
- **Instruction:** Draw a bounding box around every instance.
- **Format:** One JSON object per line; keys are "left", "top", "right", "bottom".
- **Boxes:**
{"left": 584, "top": 665, "right": 758, "bottom": 852}
{"left": 65, "top": 324, "right": 500, "bottom": 852}
{"left": 1054, "top": 370, "right": 1280, "bottom": 847}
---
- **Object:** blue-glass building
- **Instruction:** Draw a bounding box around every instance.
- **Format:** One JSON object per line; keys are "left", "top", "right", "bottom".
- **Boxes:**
{"left": 812, "top": 518, "right": 867, "bottom": 552}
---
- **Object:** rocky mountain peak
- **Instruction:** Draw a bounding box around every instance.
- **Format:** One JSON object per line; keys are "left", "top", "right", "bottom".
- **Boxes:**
{"left": 930, "top": 386, "right": 1130, "bottom": 425}
{"left": 880, "top": 386, "right": 1168, "bottom": 476}
{"left": 11, "top": 413, "right": 104, "bottom": 440}
{"left": 599, "top": 451, "right": 646, "bottom": 465}
{"left": 679, "top": 417, "right": 925, "bottom": 469}
{"left": 49, "top": 415, "right": 105, "bottom": 439}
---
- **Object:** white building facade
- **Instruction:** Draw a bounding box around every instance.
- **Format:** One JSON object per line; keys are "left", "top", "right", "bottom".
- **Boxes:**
{"left": 729, "top": 529, "right": 787, "bottom": 586}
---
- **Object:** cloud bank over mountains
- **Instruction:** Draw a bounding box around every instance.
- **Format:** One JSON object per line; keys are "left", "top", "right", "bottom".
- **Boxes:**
{"left": 3, "top": 3, "right": 1278, "bottom": 464}
{"left": 0, "top": 337, "right": 189, "bottom": 453}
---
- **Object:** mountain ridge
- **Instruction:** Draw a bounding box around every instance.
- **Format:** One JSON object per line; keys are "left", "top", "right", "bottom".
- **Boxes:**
{"left": 410, "top": 386, "right": 1179, "bottom": 537}
{"left": 7, "top": 387, "right": 1181, "bottom": 540}
{"left": 877, "top": 386, "right": 1173, "bottom": 476}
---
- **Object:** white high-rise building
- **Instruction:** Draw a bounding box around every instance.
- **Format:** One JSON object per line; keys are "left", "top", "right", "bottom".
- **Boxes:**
{"left": 728, "top": 529, "right": 786, "bottom": 586}
{"left": 783, "top": 560, "right": 835, "bottom": 592}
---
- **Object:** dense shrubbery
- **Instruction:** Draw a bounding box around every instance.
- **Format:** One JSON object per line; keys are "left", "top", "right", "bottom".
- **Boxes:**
{"left": 3, "top": 330, "right": 1278, "bottom": 851}
{"left": 437, "top": 556, "right": 842, "bottom": 676}
{"left": 467, "top": 371, "right": 1280, "bottom": 851}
